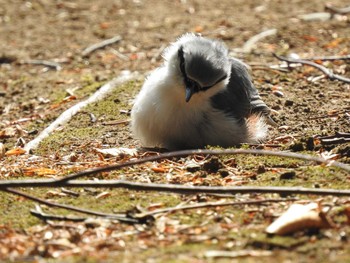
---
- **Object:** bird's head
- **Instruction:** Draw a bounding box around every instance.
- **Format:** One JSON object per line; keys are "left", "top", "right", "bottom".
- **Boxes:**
{"left": 164, "top": 34, "right": 231, "bottom": 102}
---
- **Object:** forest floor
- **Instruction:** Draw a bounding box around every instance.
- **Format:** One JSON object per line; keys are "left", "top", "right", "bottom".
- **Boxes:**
{"left": 0, "top": 0, "right": 349, "bottom": 262}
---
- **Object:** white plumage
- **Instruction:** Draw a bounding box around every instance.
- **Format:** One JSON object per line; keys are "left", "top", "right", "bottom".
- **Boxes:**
{"left": 131, "top": 33, "right": 270, "bottom": 150}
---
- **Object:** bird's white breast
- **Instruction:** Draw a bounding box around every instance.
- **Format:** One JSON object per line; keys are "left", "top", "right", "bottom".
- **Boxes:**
{"left": 131, "top": 67, "right": 250, "bottom": 149}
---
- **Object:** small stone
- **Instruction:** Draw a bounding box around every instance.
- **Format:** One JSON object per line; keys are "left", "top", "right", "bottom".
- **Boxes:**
{"left": 257, "top": 165, "right": 266, "bottom": 174}
{"left": 290, "top": 142, "right": 305, "bottom": 152}
{"left": 218, "top": 168, "right": 229, "bottom": 177}
{"left": 306, "top": 137, "right": 315, "bottom": 150}
{"left": 273, "top": 90, "right": 284, "bottom": 97}
{"left": 203, "top": 156, "right": 223, "bottom": 173}
{"left": 280, "top": 171, "right": 296, "bottom": 180}
{"left": 284, "top": 100, "right": 294, "bottom": 107}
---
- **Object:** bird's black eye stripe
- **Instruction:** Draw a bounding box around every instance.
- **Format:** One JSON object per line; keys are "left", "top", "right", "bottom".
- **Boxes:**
{"left": 178, "top": 46, "right": 197, "bottom": 88}
{"left": 178, "top": 46, "right": 187, "bottom": 78}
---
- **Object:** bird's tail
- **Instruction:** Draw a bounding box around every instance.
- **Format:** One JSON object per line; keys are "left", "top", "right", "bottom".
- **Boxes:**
{"left": 246, "top": 114, "right": 268, "bottom": 143}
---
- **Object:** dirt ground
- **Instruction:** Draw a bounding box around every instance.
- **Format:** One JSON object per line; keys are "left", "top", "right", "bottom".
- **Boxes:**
{"left": 0, "top": 0, "right": 350, "bottom": 262}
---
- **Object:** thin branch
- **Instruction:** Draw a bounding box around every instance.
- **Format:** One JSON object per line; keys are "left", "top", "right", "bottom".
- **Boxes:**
{"left": 273, "top": 54, "right": 350, "bottom": 84}
{"left": 2, "top": 180, "right": 350, "bottom": 196}
{"left": 20, "top": 59, "right": 62, "bottom": 71}
{"left": 57, "top": 149, "right": 350, "bottom": 183}
{"left": 82, "top": 35, "right": 122, "bottom": 57}
{"left": 4, "top": 188, "right": 139, "bottom": 223}
{"left": 302, "top": 54, "right": 350, "bottom": 62}
{"left": 316, "top": 132, "right": 350, "bottom": 145}
{"left": 242, "top": 29, "right": 277, "bottom": 53}
{"left": 102, "top": 119, "right": 130, "bottom": 126}
{"left": 136, "top": 198, "right": 297, "bottom": 218}
{"left": 30, "top": 209, "right": 87, "bottom": 222}
{"left": 325, "top": 4, "right": 350, "bottom": 14}
{"left": 205, "top": 250, "right": 272, "bottom": 258}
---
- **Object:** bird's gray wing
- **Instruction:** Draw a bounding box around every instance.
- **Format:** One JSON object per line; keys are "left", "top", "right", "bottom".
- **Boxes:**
{"left": 211, "top": 58, "right": 270, "bottom": 119}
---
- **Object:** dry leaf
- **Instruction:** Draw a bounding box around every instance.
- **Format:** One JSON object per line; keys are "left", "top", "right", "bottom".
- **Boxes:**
{"left": 344, "top": 206, "right": 350, "bottom": 225}
{"left": 0, "top": 143, "right": 5, "bottom": 158}
{"left": 95, "top": 191, "right": 111, "bottom": 199}
{"left": 323, "top": 38, "right": 344, "bottom": 49}
{"left": 151, "top": 165, "right": 167, "bottom": 173}
{"left": 22, "top": 167, "right": 57, "bottom": 176}
{"left": 5, "top": 148, "right": 26, "bottom": 156}
{"left": 0, "top": 127, "right": 17, "bottom": 138}
{"left": 266, "top": 203, "right": 332, "bottom": 235}
{"left": 95, "top": 147, "right": 137, "bottom": 157}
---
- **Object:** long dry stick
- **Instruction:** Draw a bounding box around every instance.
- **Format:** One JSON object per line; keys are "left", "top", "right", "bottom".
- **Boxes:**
{"left": 4, "top": 188, "right": 139, "bottom": 223}
{"left": 2, "top": 180, "right": 350, "bottom": 196}
{"left": 58, "top": 149, "right": 350, "bottom": 182}
{"left": 242, "top": 29, "right": 277, "bottom": 53}
{"left": 325, "top": 4, "right": 350, "bottom": 14}
{"left": 136, "top": 198, "right": 297, "bottom": 218}
{"left": 302, "top": 54, "right": 350, "bottom": 62}
{"left": 82, "top": 35, "right": 122, "bottom": 57}
{"left": 20, "top": 59, "right": 62, "bottom": 71}
{"left": 30, "top": 209, "right": 87, "bottom": 222}
{"left": 273, "top": 54, "right": 350, "bottom": 84}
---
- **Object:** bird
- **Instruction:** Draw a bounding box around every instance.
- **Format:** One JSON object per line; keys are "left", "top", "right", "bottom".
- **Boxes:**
{"left": 131, "top": 33, "right": 272, "bottom": 150}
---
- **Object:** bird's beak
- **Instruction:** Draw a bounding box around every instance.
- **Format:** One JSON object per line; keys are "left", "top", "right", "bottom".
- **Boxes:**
{"left": 185, "top": 85, "right": 194, "bottom": 102}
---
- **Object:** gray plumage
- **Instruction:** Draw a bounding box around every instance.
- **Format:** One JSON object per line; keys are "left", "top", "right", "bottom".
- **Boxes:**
{"left": 131, "top": 33, "right": 271, "bottom": 150}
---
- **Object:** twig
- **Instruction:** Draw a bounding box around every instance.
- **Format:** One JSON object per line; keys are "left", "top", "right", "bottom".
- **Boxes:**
{"left": 205, "top": 250, "right": 272, "bottom": 258}
{"left": 325, "top": 4, "right": 350, "bottom": 14}
{"left": 102, "top": 119, "right": 130, "bottom": 126}
{"left": 273, "top": 54, "right": 350, "bottom": 84}
{"left": 151, "top": 44, "right": 166, "bottom": 63}
{"left": 24, "top": 71, "right": 140, "bottom": 152}
{"left": 2, "top": 180, "right": 350, "bottom": 196}
{"left": 309, "top": 109, "right": 350, "bottom": 120}
{"left": 110, "top": 48, "right": 129, "bottom": 61}
{"left": 57, "top": 149, "right": 350, "bottom": 182}
{"left": 20, "top": 59, "right": 62, "bottom": 71}
{"left": 242, "top": 29, "right": 277, "bottom": 53}
{"left": 4, "top": 188, "right": 139, "bottom": 223}
{"left": 136, "top": 198, "right": 296, "bottom": 218}
{"left": 316, "top": 132, "right": 350, "bottom": 145}
{"left": 82, "top": 35, "right": 122, "bottom": 57}
{"left": 240, "top": 143, "right": 283, "bottom": 148}
{"left": 61, "top": 187, "right": 80, "bottom": 197}
{"left": 302, "top": 54, "right": 350, "bottom": 62}
{"left": 30, "top": 209, "right": 87, "bottom": 222}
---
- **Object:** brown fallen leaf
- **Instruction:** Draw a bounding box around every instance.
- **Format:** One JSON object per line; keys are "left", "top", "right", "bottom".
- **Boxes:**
{"left": 266, "top": 203, "right": 333, "bottom": 235}
{"left": 50, "top": 95, "right": 77, "bottom": 109}
{"left": 151, "top": 165, "right": 167, "bottom": 173}
{"left": 0, "top": 143, "right": 5, "bottom": 158}
{"left": 22, "top": 167, "right": 57, "bottom": 176}
{"left": 5, "top": 148, "right": 26, "bottom": 156}
{"left": 344, "top": 206, "right": 350, "bottom": 225}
